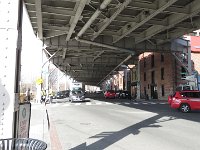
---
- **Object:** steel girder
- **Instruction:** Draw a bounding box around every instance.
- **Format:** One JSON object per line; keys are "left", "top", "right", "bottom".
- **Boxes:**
{"left": 24, "top": 0, "right": 200, "bottom": 85}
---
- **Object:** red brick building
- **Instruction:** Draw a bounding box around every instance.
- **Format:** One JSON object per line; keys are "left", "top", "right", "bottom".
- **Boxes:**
{"left": 139, "top": 52, "right": 187, "bottom": 100}
{"left": 139, "top": 35, "right": 200, "bottom": 100}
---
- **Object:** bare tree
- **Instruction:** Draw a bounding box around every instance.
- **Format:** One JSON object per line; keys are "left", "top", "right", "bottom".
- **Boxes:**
{"left": 48, "top": 68, "right": 58, "bottom": 91}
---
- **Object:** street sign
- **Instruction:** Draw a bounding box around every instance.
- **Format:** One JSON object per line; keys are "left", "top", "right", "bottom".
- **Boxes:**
{"left": 36, "top": 78, "right": 43, "bottom": 85}
{"left": 18, "top": 103, "right": 31, "bottom": 138}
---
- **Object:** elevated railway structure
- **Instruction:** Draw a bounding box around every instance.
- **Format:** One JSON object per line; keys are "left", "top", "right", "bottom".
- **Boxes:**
{"left": 24, "top": 0, "right": 200, "bottom": 85}
{"left": 1, "top": 0, "right": 200, "bottom": 138}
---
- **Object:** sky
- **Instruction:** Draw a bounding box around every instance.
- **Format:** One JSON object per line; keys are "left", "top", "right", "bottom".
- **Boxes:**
{"left": 21, "top": 6, "right": 43, "bottom": 83}
{"left": 21, "top": 6, "right": 66, "bottom": 84}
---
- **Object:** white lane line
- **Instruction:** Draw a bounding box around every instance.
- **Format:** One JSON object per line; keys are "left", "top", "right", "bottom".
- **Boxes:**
{"left": 133, "top": 102, "right": 139, "bottom": 104}
{"left": 75, "top": 103, "right": 81, "bottom": 105}
{"left": 63, "top": 104, "right": 70, "bottom": 107}
{"left": 86, "top": 102, "right": 92, "bottom": 105}
{"left": 142, "top": 103, "right": 148, "bottom": 104}
{"left": 160, "top": 102, "right": 167, "bottom": 104}
{"left": 105, "top": 102, "right": 113, "bottom": 105}
{"left": 151, "top": 102, "right": 156, "bottom": 104}
{"left": 124, "top": 102, "right": 130, "bottom": 105}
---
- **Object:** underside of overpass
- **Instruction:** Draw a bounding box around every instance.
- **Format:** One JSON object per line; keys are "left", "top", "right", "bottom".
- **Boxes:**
{"left": 24, "top": 0, "right": 200, "bottom": 85}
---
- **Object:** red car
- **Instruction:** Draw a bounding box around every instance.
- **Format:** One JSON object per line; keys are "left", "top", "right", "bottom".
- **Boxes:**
{"left": 104, "top": 90, "right": 116, "bottom": 99}
{"left": 168, "top": 90, "right": 200, "bottom": 113}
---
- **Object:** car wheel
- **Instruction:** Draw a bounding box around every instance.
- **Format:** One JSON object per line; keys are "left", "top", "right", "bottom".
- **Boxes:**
{"left": 180, "top": 104, "right": 190, "bottom": 113}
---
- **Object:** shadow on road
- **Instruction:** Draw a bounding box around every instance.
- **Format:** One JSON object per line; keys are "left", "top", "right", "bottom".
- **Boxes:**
{"left": 69, "top": 93, "right": 200, "bottom": 150}
{"left": 70, "top": 114, "right": 174, "bottom": 150}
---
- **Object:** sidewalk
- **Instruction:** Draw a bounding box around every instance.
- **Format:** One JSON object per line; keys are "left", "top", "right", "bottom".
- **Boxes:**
{"left": 29, "top": 102, "right": 51, "bottom": 150}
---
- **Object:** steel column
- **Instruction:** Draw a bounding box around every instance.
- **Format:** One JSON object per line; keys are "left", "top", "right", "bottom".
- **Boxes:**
{"left": 0, "top": 0, "right": 23, "bottom": 138}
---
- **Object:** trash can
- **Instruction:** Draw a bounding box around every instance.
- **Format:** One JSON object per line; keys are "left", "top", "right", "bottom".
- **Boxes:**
{"left": 0, "top": 138, "right": 47, "bottom": 150}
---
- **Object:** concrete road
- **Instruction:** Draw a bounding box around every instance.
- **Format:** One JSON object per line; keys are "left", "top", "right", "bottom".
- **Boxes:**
{"left": 44, "top": 97, "right": 200, "bottom": 150}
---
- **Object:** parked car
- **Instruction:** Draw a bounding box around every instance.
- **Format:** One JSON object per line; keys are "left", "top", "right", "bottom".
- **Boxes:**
{"left": 115, "top": 90, "right": 131, "bottom": 99}
{"left": 55, "top": 91, "right": 64, "bottom": 99}
{"left": 62, "top": 90, "right": 70, "bottom": 98}
{"left": 69, "top": 90, "right": 85, "bottom": 102}
{"left": 104, "top": 90, "right": 116, "bottom": 99}
{"left": 115, "top": 90, "right": 122, "bottom": 98}
{"left": 119, "top": 91, "right": 131, "bottom": 99}
{"left": 168, "top": 90, "right": 200, "bottom": 113}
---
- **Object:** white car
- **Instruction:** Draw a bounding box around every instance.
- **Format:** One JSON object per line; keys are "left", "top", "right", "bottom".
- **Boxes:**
{"left": 69, "top": 90, "right": 85, "bottom": 102}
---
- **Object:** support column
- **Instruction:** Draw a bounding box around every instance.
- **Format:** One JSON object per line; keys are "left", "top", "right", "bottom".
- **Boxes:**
{"left": 0, "top": 0, "right": 23, "bottom": 138}
{"left": 187, "top": 44, "right": 192, "bottom": 75}
{"left": 136, "top": 60, "right": 141, "bottom": 99}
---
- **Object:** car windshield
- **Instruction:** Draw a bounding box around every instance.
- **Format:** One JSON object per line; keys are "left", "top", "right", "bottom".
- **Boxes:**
{"left": 72, "top": 90, "right": 83, "bottom": 94}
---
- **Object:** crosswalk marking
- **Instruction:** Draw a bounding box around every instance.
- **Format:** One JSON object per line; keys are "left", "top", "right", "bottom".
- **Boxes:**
{"left": 133, "top": 102, "right": 139, "bottom": 104}
{"left": 43, "top": 100, "right": 168, "bottom": 108}
{"left": 86, "top": 102, "right": 92, "bottom": 105}
{"left": 160, "top": 102, "right": 166, "bottom": 104}
{"left": 75, "top": 103, "right": 81, "bottom": 105}
{"left": 151, "top": 102, "right": 156, "bottom": 104}
{"left": 142, "top": 103, "right": 148, "bottom": 104}
{"left": 105, "top": 102, "right": 113, "bottom": 105}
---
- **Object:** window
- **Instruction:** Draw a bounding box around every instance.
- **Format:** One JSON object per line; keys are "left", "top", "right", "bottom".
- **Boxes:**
{"left": 193, "top": 92, "right": 200, "bottom": 98}
{"left": 161, "top": 68, "right": 164, "bottom": 80}
{"left": 161, "top": 85, "right": 165, "bottom": 96}
{"left": 161, "top": 54, "right": 164, "bottom": 62}
{"left": 151, "top": 55, "right": 154, "bottom": 67}
{"left": 182, "top": 92, "right": 200, "bottom": 98}
{"left": 181, "top": 67, "right": 187, "bottom": 78}
{"left": 144, "top": 72, "right": 146, "bottom": 81}
{"left": 144, "top": 58, "right": 146, "bottom": 68}
{"left": 151, "top": 71, "right": 155, "bottom": 83}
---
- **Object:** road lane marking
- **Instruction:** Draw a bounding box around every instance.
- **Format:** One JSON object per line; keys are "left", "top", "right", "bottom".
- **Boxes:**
{"left": 151, "top": 102, "right": 156, "bottom": 104}
{"left": 86, "top": 102, "right": 92, "bottom": 105}
{"left": 105, "top": 102, "right": 113, "bottom": 105}
{"left": 160, "top": 102, "right": 167, "bottom": 104}
{"left": 124, "top": 102, "right": 130, "bottom": 105}
{"left": 75, "top": 103, "right": 81, "bottom": 105}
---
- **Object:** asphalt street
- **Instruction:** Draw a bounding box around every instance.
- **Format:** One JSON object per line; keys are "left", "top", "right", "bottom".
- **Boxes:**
{"left": 30, "top": 94, "right": 200, "bottom": 150}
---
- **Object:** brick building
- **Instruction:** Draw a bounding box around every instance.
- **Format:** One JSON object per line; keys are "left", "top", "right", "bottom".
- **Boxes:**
{"left": 185, "top": 35, "right": 200, "bottom": 73}
{"left": 139, "top": 52, "right": 186, "bottom": 100}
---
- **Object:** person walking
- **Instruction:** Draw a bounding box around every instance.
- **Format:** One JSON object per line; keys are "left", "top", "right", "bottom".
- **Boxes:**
{"left": 26, "top": 88, "right": 31, "bottom": 102}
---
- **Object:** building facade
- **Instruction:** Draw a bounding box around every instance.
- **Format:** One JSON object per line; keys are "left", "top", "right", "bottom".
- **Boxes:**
{"left": 139, "top": 53, "right": 177, "bottom": 100}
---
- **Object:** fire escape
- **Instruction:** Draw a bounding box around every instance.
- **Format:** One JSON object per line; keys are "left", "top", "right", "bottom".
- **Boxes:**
{"left": 171, "top": 38, "right": 192, "bottom": 86}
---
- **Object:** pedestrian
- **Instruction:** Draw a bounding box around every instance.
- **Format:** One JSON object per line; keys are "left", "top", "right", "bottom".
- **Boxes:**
{"left": 26, "top": 88, "right": 31, "bottom": 102}
{"left": 41, "top": 89, "right": 46, "bottom": 103}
